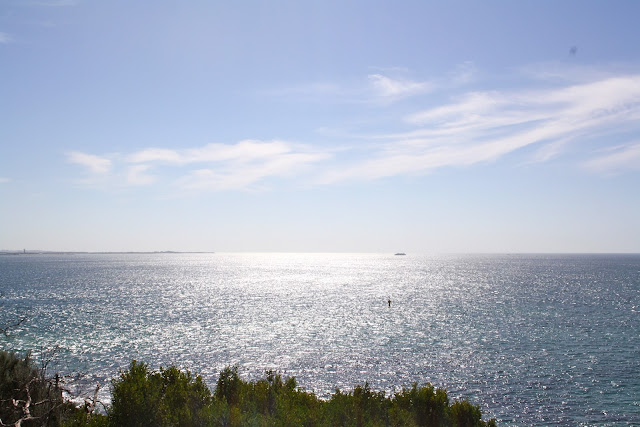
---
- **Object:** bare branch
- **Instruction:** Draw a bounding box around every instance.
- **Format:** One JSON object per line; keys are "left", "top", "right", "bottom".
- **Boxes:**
{"left": 1, "top": 365, "right": 71, "bottom": 427}
{"left": 9, "top": 378, "right": 38, "bottom": 427}
{"left": 0, "top": 293, "right": 29, "bottom": 337}
{"left": 0, "top": 317, "right": 27, "bottom": 337}
{"left": 38, "top": 345, "right": 60, "bottom": 377}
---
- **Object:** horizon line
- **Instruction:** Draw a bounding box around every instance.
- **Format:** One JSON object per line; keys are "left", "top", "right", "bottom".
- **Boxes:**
{"left": 2, "top": 250, "right": 640, "bottom": 256}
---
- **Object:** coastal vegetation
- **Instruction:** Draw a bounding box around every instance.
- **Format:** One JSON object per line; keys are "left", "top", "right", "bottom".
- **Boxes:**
{"left": 0, "top": 350, "right": 75, "bottom": 426}
{"left": 0, "top": 352, "right": 496, "bottom": 426}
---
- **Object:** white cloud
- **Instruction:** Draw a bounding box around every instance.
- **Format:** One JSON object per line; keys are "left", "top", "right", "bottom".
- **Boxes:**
{"left": 178, "top": 151, "right": 327, "bottom": 192}
{"left": 67, "top": 70, "right": 640, "bottom": 192}
{"left": 368, "top": 74, "right": 432, "bottom": 98}
{"left": 72, "top": 140, "right": 330, "bottom": 192}
{"left": 67, "top": 151, "right": 112, "bottom": 174}
{"left": 128, "top": 140, "right": 311, "bottom": 165}
{"left": 405, "top": 92, "right": 506, "bottom": 126}
{"left": 185, "top": 140, "right": 293, "bottom": 163}
{"left": 126, "top": 165, "right": 156, "bottom": 186}
{"left": 175, "top": 142, "right": 330, "bottom": 191}
{"left": 0, "top": 177, "right": 11, "bottom": 183}
{"left": 127, "top": 148, "right": 183, "bottom": 164}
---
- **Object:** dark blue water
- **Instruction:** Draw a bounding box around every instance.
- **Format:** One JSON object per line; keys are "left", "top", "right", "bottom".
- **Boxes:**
{"left": 1, "top": 253, "right": 638, "bottom": 425}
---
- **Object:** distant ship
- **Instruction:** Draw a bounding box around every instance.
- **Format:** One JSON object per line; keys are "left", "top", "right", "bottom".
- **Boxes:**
{"left": 394, "top": 252, "right": 406, "bottom": 256}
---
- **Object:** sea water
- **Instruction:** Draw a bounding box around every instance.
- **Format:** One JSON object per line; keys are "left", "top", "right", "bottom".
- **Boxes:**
{"left": 0, "top": 253, "right": 638, "bottom": 425}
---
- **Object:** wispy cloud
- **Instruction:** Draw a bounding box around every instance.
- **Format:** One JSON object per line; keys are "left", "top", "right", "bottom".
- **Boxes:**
{"left": 126, "top": 165, "right": 156, "bottom": 186}
{"left": 269, "top": 73, "right": 433, "bottom": 104}
{"left": 0, "top": 177, "right": 11, "bottom": 184}
{"left": 517, "top": 62, "right": 626, "bottom": 84}
{"left": 31, "top": 0, "right": 79, "bottom": 6}
{"left": 449, "top": 61, "right": 477, "bottom": 86}
{"left": 583, "top": 143, "right": 640, "bottom": 174}
{"left": 127, "top": 140, "right": 297, "bottom": 165}
{"left": 263, "top": 82, "right": 345, "bottom": 101}
{"left": 0, "top": 32, "right": 13, "bottom": 44}
{"left": 177, "top": 151, "right": 328, "bottom": 192}
{"left": 368, "top": 74, "right": 432, "bottom": 99}
{"left": 160, "top": 140, "right": 330, "bottom": 192}
{"left": 405, "top": 91, "right": 506, "bottom": 126}
{"left": 67, "top": 151, "right": 112, "bottom": 174}
{"left": 320, "top": 74, "right": 640, "bottom": 183}
{"left": 70, "top": 140, "right": 330, "bottom": 192}
{"left": 67, "top": 68, "right": 640, "bottom": 192}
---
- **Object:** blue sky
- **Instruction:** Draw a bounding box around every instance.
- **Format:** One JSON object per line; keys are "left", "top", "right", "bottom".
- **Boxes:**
{"left": 1, "top": 0, "right": 639, "bottom": 252}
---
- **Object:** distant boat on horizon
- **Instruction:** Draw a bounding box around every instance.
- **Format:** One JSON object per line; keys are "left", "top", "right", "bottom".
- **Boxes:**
{"left": 394, "top": 252, "right": 406, "bottom": 256}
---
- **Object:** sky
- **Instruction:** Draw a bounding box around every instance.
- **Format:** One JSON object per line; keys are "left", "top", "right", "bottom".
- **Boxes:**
{"left": 1, "top": 0, "right": 640, "bottom": 253}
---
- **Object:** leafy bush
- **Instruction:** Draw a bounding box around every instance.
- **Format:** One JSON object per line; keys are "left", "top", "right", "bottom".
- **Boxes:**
{"left": 391, "top": 382, "right": 449, "bottom": 426}
{"left": 103, "top": 363, "right": 497, "bottom": 426}
{"left": 324, "top": 383, "right": 390, "bottom": 426}
{"left": 108, "top": 360, "right": 211, "bottom": 427}
{"left": 450, "top": 400, "right": 496, "bottom": 427}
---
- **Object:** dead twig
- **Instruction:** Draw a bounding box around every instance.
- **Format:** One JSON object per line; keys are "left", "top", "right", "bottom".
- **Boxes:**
{"left": 0, "top": 317, "right": 27, "bottom": 337}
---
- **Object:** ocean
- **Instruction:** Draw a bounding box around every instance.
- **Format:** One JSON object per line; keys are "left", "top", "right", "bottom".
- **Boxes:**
{"left": 0, "top": 253, "right": 638, "bottom": 425}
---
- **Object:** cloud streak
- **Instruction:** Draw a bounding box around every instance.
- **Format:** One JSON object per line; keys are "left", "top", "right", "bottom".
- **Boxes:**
{"left": 321, "top": 74, "right": 640, "bottom": 182}
{"left": 178, "top": 151, "right": 329, "bottom": 192}
{"left": 583, "top": 143, "right": 640, "bottom": 174}
{"left": 127, "top": 140, "right": 296, "bottom": 165}
{"left": 70, "top": 140, "right": 330, "bottom": 192}
{"left": 368, "top": 74, "right": 432, "bottom": 99}
{"left": 269, "top": 73, "right": 433, "bottom": 104}
{"left": 0, "top": 32, "right": 13, "bottom": 44}
{"left": 31, "top": 0, "right": 79, "bottom": 6}
{"left": 126, "top": 165, "right": 156, "bottom": 186}
{"left": 67, "top": 151, "right": 112, "bottom": 174}
{"left": 67, "top": 69, "right": 640, "bottom": 193}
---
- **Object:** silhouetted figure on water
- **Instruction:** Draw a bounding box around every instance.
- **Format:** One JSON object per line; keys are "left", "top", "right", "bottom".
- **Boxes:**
{"left": 388, "top": 298, "right": 391, "bottom": 307}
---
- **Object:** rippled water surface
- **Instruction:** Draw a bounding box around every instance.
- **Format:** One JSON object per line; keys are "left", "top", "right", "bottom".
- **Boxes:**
{"left": 1, "top": 253, "right": 639, "bottom": 424}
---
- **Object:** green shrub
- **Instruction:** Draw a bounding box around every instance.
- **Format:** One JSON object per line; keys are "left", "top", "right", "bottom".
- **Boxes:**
{"left": 449, "top": 400, "right": 494, "bottom": 427}
{"left": 323, "top": 383, "right": 389, "bottom": 426}
{"left": 392, "top": 382, "right": 449, "bottom": 426}
{"left": 63, "top": 409, "right": 109, "bottom": 427}
{"left": 213, "top": 366, "right": 242, "bottom": 408}
{"left": 108, "top": 360, "right": 211, "bottom": 427}
{"left": 80, "top": 361, "right": 497, "bottom": 426}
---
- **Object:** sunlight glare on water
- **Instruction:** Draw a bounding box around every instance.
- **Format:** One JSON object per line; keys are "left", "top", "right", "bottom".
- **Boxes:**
{"left": 1, "top": 252, "right": 639, "bottom": 425}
